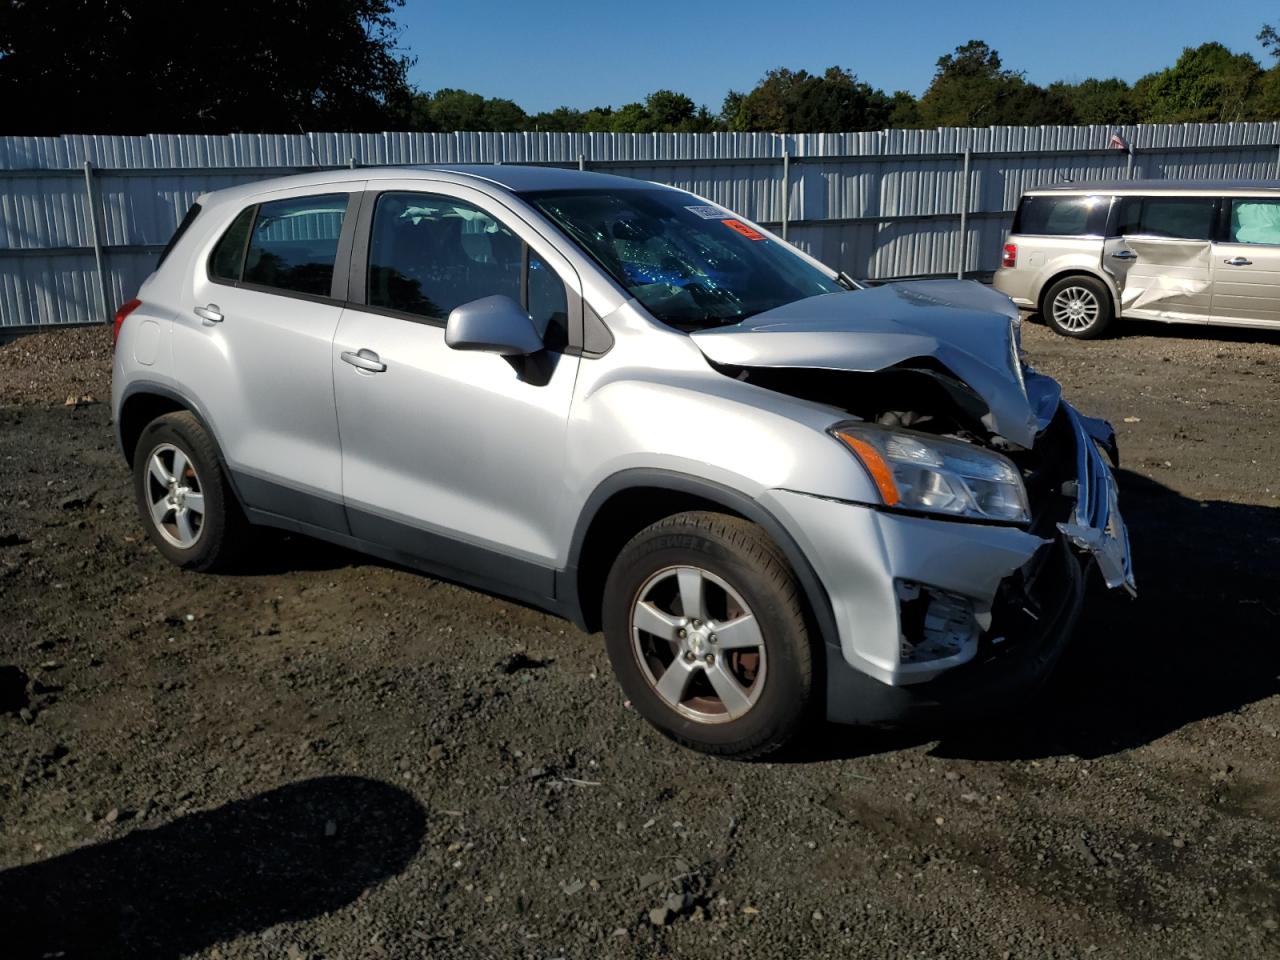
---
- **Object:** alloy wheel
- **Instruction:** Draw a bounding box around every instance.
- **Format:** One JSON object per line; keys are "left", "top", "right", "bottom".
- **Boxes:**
{"left": 144, "top": 442, "right": 205, "bottom": 549}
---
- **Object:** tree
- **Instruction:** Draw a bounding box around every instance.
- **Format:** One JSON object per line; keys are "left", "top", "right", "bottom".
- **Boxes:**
{"left": 0, "top": 0, "right": 413, "bottom": 133}
{"left": 1047, "top": 78, "right": 1137, "bottom": 125}
{"left": 917, "top": 40, "right": 1069, "bottom": 127}
{"left": 1132, "top": 42, "right": 1264, "bottom": 122}
{"left": 726, "top": 67, "right": 895, "bottom": 132}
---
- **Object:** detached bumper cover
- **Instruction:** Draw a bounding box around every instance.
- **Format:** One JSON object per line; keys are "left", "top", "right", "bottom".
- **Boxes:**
{"left": 761, "top": 401, "right": 1135, "bottom": 726}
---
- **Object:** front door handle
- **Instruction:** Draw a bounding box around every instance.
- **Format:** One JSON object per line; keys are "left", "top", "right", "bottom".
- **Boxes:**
{"left": 341, "top": 348, "right": 387, "bottom": 373}
{"left": 1224, "top": 256, "right": 1253, "bottom": 266}
{"left": 193, "top": 303, "right": 223, "bottom": 323}
{"left": 1110, "top": 250, "right": 1137, "bottom": 261}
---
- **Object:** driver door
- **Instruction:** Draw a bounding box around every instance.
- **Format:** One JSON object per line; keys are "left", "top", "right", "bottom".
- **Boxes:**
{"left": 332, "top": 183, "right": 582, "bottom": 600}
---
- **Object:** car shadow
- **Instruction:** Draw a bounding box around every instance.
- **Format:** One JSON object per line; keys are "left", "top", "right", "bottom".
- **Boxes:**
{"left": 790, "top": 469, "right": 1280, "bottom": 763}
{"left": 0, "top": 776, "right": 426, "bottom": 960}
{"left": 1026, "top": 311, "right": 1280, "bottom": 345}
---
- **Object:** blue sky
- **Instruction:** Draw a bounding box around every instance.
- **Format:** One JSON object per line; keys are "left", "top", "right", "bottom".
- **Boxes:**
{"left": 397, "top": 0, "right": 1276, "bottom": 112}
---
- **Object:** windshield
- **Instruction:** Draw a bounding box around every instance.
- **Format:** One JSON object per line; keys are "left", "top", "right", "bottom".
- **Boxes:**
{"left": 523, "top": 188, "right": 844, "bottom": 329}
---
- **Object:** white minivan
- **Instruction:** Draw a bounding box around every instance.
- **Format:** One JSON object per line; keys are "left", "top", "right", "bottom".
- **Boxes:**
{"left": 994, "top": 179, "right": 1280, "bottom": 338}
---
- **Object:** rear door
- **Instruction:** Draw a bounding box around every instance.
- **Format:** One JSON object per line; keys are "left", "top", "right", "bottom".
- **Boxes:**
{"left": 1210, "top": 196, "right": 1280, "bottom": 328}
{"left": 179, "top": 185, "right": 362, "bottom": 529}
{"left": 1112, "top": 195, "right": 1216, "bottom": 323}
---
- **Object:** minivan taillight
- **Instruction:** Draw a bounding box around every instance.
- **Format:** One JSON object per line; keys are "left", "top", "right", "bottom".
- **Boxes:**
{"left": 1001, "top": 243, "right": 1017, "bottom": 269}
{"left": 111, "top": 299, "right": 142, "bottom": 349}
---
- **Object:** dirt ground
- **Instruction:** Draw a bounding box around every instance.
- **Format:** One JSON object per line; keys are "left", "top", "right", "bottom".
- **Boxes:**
{"left": 1, "top": 315, "right": 1278, "bottom": 960}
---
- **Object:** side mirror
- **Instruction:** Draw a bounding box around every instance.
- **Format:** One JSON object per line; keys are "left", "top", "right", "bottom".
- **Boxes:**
{"left": 444, "top": 295, "right": 543, "bottom": 357}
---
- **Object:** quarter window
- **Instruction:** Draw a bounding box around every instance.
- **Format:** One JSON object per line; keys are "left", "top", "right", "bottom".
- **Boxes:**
{"left": 209, "top": 206, "right": 255, "bottom": 282}
{"left": 1012, "top": 196, "right": 1109, "bottom": 237}
{"left": 367, "top": 192, "right": 568, "bottom": 345}
{"left": 1229, "top": 199, "right": 1280, "bottom": 244}
{"left": 243, "top": 194, "right": 348, "bottom": 296}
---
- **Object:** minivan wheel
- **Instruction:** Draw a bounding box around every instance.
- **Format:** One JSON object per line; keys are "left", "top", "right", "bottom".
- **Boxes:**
{"left": 1043, "top": 275, "right": 1114, "bottom": 339}
{"left": 601, "top": 512, "right": 814, "bottom": 759}
{"left": 132, "top": 411, "right": 248, "bottom": 572}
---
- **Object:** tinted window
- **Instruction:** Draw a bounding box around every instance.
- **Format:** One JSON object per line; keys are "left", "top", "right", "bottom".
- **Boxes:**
{"left": 1012, "top": 195, "right": 1109, "bottom": 237}
{"left": 209, "top": 206, "right": 255, "bottom": 282}
{"left": 1229, "top": 199, "right": 1280, "bottom": 244}
{"left": 367, "top": 192, "right": 569, "bottom": 345}
{"left": 158, "top": 202, "right": 201, "bottom": 268}
{"left": 243, "top": 194, "right": 348, "bottom": 296}
{"left": 525, "top": 188, "right": 842, "bottom": 329}
{"left": 1122, "top": 197, "right": 1216, "bottom": 240}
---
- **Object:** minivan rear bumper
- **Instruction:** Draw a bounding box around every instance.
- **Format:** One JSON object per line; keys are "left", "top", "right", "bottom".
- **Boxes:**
{"left": 992, "top": 266, "right": 1036, "bottom": 309}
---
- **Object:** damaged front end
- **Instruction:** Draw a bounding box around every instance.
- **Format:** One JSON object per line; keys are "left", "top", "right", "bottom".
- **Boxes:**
{"left": 694, "top": 280, "right": 1136, "bottom": 722}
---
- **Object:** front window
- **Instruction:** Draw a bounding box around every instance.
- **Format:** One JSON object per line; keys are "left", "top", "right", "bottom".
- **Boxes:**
{"left": 523, "top": 188, "right": 842, "bottom": 329}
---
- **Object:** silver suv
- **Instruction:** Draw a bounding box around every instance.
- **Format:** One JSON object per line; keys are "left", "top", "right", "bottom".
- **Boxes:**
{"left": 995, "top": 179, "right": 1280, "bottom": 338}
{"left": 112, "top": 166, "right": 1134, "bottom": 758}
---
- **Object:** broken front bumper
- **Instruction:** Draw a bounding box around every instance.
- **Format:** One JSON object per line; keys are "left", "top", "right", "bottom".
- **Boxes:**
{"left": 759, "top": 401, "right": 1135, "bottom": 726}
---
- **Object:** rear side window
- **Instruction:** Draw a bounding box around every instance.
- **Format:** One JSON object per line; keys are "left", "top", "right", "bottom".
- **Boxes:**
{"left": 243, "top": 194, "right": 348, "bottom": 296}
{"left": 209, "top": 206, "right": 255, "bottom": 282}
{"left": 1012, "top": 195, "right": 1109, "bottom": 237}
{"left": 1116, "top": 196, "right": 1216, "bottom": 240}
{"left": 1228, "top": 199, "right": 1280, "bottom": 244}
{"left": 158, "top": 203, "right": 201, "bottom": 268}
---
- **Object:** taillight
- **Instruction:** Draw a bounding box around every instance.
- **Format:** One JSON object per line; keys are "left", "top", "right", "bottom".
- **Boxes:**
{"left": 1001, "top": 243, "right": 1017, "bottom": 269}
{"left": 111, "top": 299, "right": 142, "bottom": 349}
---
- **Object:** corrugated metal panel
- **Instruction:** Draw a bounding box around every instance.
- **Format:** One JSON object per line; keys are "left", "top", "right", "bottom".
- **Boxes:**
{"left": 5, "top": 124, "right": 1280, "bottom": 327}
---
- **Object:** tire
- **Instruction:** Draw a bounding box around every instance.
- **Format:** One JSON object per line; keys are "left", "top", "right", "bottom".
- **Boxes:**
{"left": 601, "top": 511, "right": 815, "bottom": 759}
{"left": 132, "top": 411, "right": 249, "bottom": 572}
{"left": 1042, "top": 275, "right": 1115, "bottom": 339}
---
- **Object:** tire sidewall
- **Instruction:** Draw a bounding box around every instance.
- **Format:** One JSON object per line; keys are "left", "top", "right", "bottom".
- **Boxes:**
{"left": 1043, "top": 276, "right": 1113, "bottom": 339}
{"left": 133, "top": 416, "right": 229, "bottom": 570}
{"left": 602, "top": 525, "right": 810, "bottom": 753}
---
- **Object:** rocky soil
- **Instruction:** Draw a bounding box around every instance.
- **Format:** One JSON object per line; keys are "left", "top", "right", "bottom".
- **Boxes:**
{"left": 1, "top": 317, "right": 1278, "bottom": 959}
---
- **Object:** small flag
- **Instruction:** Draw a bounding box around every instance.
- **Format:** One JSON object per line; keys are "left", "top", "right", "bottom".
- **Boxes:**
{"left": 1109, "top": 132, "right": 1131, "bottom": 153}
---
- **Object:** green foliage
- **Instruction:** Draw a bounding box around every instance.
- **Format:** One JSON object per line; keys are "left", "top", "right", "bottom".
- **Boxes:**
{"left": 1132, "top": 42, "right": 1264, "bottom": 122}
{"left": 723, "top": 67, "right": 895, "bottom": 132}
{"left": 916, "top": 40, "right": 1073, "bottom": 127}
{"left": 0, "top": 0, "right": 413, "bottom": 133}
{"left": 1047, "top": 78, "right": 1137, "bottom": 125}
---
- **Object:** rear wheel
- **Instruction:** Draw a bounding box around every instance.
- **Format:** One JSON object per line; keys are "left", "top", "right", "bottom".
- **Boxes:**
{"left": 601, "top": 512, "right": 814, "bottom": 759}
{"left": 132, "top": 411, "right": 248, "bottom": 572}
{"left": 1043, "top": 275, "right": 1114, "bottom": 339}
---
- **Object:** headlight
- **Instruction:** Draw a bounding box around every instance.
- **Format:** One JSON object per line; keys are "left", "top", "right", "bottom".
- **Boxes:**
{"left": 831, "top": 423, "right": 1030, "bottom": 524}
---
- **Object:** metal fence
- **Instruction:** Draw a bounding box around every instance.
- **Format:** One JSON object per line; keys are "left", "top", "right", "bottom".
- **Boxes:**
{"left": 5, "top": 123, "right": 1280, "bottom": 330}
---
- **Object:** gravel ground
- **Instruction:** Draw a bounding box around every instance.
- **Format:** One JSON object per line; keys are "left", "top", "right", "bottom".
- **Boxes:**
{"left": 1, "top": 316, "right": 1278, "bottom": 959}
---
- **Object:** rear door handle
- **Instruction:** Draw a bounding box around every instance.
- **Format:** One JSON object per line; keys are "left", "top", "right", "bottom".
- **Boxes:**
{"left": 341, "top": 348, "right": 387, "bottom": 373}
{"left": 193, "top": 303, "right": 223, "bottom": 323}
{"left": 1109, "top": 250, "right": 1137, "bottom": 261}
{"left": 1224, "top": 256, "right": 1253, "bottom": 266}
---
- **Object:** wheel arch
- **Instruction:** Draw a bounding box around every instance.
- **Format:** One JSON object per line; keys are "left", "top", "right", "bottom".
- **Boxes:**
{"left": 561, "top": 469, "right": 838, "bottom": 649}
{"left": 1037, "top": 268, "right": 1118, "bottom": 318}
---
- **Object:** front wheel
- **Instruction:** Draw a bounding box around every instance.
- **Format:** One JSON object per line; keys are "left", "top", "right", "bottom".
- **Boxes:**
{"left": 601, "top": 512, "right": 815, "bottom": 759}
{"left": 1043, "top": 275, "right": 1115, "bottom": 339}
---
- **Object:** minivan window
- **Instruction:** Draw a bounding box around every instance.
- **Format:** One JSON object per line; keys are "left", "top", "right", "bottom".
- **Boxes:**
{"left": 209, "top": 206, "right": 255, "bottom": 282}
{"left": 158, "top": 203, "right": 201, "bottom": 268}
{"left": 242, "top": 194, "right": 348, "bottom": 296}
{"left": 1229, "top": 199, "right": 1280, "bottom": 244}
{"left": 367, "top": 192, "right": 568, "bottom": 344}
{"left": 1012, "top": 196, "right": 1109, "bottom": 237}
{"left": 1117, "top": 196, "right": 1216, "bottom": 241}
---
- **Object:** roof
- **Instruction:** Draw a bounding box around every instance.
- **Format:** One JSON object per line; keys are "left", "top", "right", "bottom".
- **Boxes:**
{"left": 1024, "top": 178, "right": 1280, "bottom": 195}
{"left": 197, "top": 164, "right": 670, "bottom": 208}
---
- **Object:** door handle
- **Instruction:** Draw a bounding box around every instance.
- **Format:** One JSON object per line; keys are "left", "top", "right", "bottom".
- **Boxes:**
{"left": 1109, "top": 250, "right": 1137, "bottom": 261}
{"left": 1224, "top": 256, "right": 1253, "bottom": 266}
{"left": 193, "top": 303, "right": 223, "bottom": 323}
{"left": 341, "top": 348, "right": 387, "bottom": 373}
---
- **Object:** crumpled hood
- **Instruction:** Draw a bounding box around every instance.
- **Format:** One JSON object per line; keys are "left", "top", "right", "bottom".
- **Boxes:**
{"left": 690, "top": 280, "right": 1048, "bottom": 448}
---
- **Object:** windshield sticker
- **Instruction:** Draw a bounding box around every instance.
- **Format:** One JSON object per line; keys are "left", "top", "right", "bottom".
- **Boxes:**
{"left": 685, "top": 205, "right": 730, "bottom": 220}
{"left": 722, "top": 219, "right": 766, "bottom": 240}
